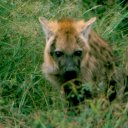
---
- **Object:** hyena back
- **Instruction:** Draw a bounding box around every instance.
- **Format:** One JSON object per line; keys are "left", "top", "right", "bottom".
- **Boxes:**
{"left": 39, "top": 17, "right": 114, "bottom": 87}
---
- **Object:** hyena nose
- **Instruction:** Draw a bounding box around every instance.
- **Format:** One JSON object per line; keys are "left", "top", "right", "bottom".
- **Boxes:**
{"left": 64, "top": 70, "right": 77, "bottom": 81}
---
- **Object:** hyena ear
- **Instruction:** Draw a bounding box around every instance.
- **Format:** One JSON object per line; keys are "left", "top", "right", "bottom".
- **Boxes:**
{"left": 39, "top": 17, "right": 57, "bottom": 41}
{"left": 78, "top": 17, "right": 96, "bottom": 39}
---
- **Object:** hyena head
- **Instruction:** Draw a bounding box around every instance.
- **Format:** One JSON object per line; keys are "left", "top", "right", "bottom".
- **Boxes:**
{"left": 39, "top": 17, "right": 96, "bottom": 85}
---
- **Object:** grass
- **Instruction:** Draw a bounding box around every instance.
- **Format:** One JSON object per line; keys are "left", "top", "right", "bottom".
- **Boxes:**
{"left": 0, "top": 0, "right": 128, "bottom": 128}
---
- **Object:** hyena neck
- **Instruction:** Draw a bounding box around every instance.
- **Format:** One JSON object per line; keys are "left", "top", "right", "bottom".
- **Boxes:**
{"left": 89, "top": 31, "right": 113, "bottom": 62}
{"left": 81, "top": 30, "right": 114, "bottom": 82}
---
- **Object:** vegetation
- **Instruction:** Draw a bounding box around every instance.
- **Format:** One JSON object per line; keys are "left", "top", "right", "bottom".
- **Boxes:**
{"left": 0, "top": 0, "right": 128, "bottom": 127}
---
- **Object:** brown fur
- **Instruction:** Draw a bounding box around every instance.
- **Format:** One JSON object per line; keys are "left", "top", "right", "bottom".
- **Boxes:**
{"left": 39, "top": 17, "right": 114, "bottom": 88}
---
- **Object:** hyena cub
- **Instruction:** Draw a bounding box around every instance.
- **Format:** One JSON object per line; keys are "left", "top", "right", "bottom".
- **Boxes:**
{"left": 39, "top": 17, "right": 115, "bottom": 100}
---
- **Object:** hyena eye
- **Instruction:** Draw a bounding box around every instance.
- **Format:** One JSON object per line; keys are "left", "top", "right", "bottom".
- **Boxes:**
{"left": 54, "top": 51, "right": 64, "bottom": 57}
{"left": 74, "top": 50, "right": 82, "bottom": 57}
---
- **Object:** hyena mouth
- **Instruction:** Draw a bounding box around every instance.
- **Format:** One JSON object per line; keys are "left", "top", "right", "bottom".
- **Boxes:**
{"left": 64, "top": 71, "right": 77, "bottom": 82}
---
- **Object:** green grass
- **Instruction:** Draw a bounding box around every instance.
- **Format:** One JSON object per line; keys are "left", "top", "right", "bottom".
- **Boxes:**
{"left": 0, "top": 0, "right": 128, "bottom": 128}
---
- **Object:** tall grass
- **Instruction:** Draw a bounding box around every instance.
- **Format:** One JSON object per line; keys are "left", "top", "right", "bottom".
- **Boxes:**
{"left": 0, "top": 0, "right": 128, "bottom": 127}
